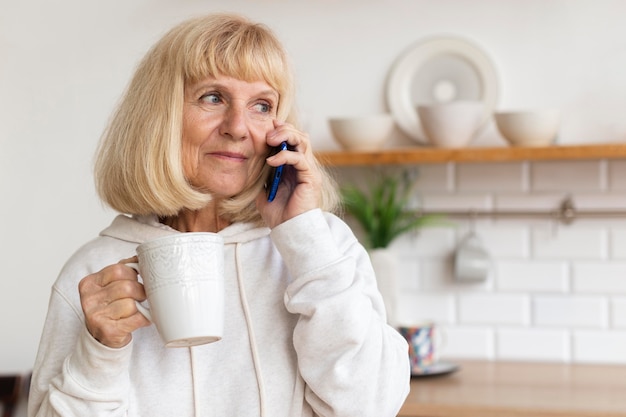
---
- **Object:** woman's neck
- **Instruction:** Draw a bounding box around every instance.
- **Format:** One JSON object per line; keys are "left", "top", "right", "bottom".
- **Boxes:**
{"left": 160, "top": 203, "right": 230, "bottom": 233}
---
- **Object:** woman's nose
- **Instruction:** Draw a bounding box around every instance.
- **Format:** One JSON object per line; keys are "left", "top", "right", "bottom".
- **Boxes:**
{"left": 219, "top": 105, "right": 248, "bottom": 140}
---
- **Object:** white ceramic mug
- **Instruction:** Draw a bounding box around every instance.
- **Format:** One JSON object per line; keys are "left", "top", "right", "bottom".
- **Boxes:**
{"left": 130, "top": 232, "right": 225, "bottom": 348}
{"left": 454, "top": 232, "right": 490, "bottom": 282}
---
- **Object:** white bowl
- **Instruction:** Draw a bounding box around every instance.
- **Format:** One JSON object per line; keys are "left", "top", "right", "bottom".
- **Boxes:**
{"left": 494, "top": 110, "right": 560, "bottom": 147}
{"left": 416, "top": 101, "right": 485, "bottom": 148}
{"left": 329, "top": 114, "right": 394, "bottom": 151}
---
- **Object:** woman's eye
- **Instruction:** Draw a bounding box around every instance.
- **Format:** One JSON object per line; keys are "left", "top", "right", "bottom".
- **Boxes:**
{"left": 200, "top": 93, "right": 221, "bottom": 104}
{"left": 253, "top": 102, "right": 272, "bottom": 114}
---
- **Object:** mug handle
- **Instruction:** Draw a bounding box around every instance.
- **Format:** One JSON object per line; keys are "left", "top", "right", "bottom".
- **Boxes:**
{"left": 125, "top": 262, "right": 153, "bottom": 322}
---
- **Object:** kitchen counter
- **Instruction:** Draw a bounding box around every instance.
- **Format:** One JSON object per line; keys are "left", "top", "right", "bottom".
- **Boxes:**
{"left": 398, "top": 360, "right": 626, "bottom": 417}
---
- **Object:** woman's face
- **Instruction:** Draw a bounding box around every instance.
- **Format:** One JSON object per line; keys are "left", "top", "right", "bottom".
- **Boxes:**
{"left": 182, "top": 75, "right": 279, "bottom": 199}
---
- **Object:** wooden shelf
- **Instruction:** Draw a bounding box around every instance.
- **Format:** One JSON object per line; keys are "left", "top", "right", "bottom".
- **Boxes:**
{"left": 315, "top": 143, "right": 626, "bottom": 166}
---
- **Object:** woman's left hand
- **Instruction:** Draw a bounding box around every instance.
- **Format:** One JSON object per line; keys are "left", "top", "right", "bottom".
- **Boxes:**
{"left": 256, "top": 120, "right": 322, "bottom": 228}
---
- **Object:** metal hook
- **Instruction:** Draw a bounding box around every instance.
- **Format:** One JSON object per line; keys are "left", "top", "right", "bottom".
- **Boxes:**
{"left": 557, "top": 195, "right": 577, "bottom": 225}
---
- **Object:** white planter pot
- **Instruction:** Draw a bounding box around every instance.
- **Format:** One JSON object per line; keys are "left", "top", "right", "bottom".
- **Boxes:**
{"left": 369, "top": 248, "right": 398, "bottom": 327}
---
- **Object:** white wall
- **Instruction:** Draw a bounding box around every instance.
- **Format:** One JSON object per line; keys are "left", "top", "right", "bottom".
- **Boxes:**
{"left": 2, "top": 0, "right": 626, "bottom": 374}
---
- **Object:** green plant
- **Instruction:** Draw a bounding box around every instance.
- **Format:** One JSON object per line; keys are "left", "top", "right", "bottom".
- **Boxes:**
{"left": 341, "top": 171, "right": 441, "bottom": 249}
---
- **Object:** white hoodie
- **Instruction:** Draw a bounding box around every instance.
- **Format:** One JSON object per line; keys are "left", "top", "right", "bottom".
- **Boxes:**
{"left": 29, "top": 209, "right": 410, "bottom": 417}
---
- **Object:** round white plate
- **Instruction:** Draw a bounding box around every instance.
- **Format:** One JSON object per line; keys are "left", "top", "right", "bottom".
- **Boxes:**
{"left": 386, "top": 36, "right": 499, "bottom": 144}
{"left": 411, "top": 361, "right": 459, "bottom": 377}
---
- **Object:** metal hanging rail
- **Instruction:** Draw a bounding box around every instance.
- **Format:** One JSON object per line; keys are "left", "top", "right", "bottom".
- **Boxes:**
{"left": 419, "top": 196, "right": 626, "bottom": 225}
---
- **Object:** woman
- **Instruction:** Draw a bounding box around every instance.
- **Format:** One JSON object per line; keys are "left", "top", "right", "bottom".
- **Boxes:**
{"left": 29, "top": 13, "right": 410, "bottom": 417}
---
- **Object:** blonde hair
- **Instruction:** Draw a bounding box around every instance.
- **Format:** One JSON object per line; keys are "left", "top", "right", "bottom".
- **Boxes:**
{"left": 95, "top": 13, "right": 339, "bottom": 223}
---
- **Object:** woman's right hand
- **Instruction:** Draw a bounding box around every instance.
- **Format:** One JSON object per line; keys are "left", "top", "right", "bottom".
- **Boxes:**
{"left": 78, "top": 257, "right": 150, "bottom": 348}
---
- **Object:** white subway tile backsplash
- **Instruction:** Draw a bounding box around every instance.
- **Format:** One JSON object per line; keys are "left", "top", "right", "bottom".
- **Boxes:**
{"left": 610, "top": 228, "right": 626, "bottom": 259}
{"left": 469, "top": 226, "right": 529, "bottom": 258}
{"left": 531, "top": 161, "right": 604, "bottom": 192}
{"left": 492, "top": 193, "right": 568, "bottom": 229}
{"left": 393, "top": 227, "right": 455, "bottom": 258}
{"left": 495, "top": 193, "right": 566, "bottom": 211}
{"left": 608, "top": 160, "right": 626, "bottom": 190}
{"left": 496, "top": 261, "right": 569, "bottom": 292}
{"left": 412, "top": 163, "right": 453, "bottom": 192}
{"left": 610, "top": 297, "right": 626, "bottom": 328}
{"left": 456, "top": 162, "right": 525, "bottom": 192}
{"left": 396, "top": 292, "right": 456, "bottom": 325}
{"left": 532, "top": 227, "right": 607, "bottom": 259}
{"left": 496, "top": 327, "right": 570, "bottom": 362}
{"left": 395, "top": 254, "right": 420, "bottom": 291}
{"left": 458, "top": 294, "right": 530, "bottom": 325}
{"left": 440, "top": 325, "right": 495, "bottom": 360}
{"left": 419, "top": 258, "right": 494, "bottom": 292}
{"left": 343, "top": 160, "right": 626, "bottom": 364}
{"left": 573, "top": 330, "right": 626, "bottom": 363}
{"left": 421, "top": 193, "right": 493, "bottom": 211}
{"left": 573, "top": 262, "right": 626, "bottom": 294}
{"left": 533, "top": 295, "right": 608, "bottom": 328}
{"left": 417, "top": 260, "right": 453, "bottom": 291}
{"left": 574, "top": 193, "right": 626, "bottom": 210}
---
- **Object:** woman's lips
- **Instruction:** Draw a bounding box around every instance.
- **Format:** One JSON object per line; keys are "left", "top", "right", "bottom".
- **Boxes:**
{"left": 209, "top": 151, "right": 247, "bottom": 162}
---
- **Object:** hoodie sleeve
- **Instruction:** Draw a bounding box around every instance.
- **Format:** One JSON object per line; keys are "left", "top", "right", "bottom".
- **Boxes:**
{"left": 271, "top": 209, "right": 411, "bottom": 417}
{"left": 29, "top": 255, "right": 134, "bottom": 417}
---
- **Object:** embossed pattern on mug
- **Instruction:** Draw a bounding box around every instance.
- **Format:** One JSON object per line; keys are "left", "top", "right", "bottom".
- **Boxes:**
{"left": 137, "top": 234, "right": 223, "bottom": 295}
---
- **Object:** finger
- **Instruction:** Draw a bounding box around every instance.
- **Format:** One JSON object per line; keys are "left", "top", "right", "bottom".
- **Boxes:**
{"left": 267, "top": 122, "right": 311, "bottom": 153}
{"left": 107, "top": 298, "right": 148, "bottom": 321}
{"left": 268, "top": 148, "right": 316, "bottom": 177}
{"left": 266, "top": 138, "right": 313, "bottom": 168}
{"left": 87, "top": 299, "right": 150, "bottom": 348}
{"left": 96, "top": 262, "right": 140, "bottom": 287}
{"left": 119, "top": 256, "right": 138, "bottom": 265}
{"left": 104, "top": 279, "right": 147, "bottom": 304}
{"left": 80, "top": 276, "right": 146, "bottom": 316}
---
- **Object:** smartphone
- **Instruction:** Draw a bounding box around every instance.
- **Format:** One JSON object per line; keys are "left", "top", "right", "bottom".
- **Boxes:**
{"left": 266, "top": 141, "right": 288, "bottom": 202}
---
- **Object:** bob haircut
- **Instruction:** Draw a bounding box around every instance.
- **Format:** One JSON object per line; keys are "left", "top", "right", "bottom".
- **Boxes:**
{"left": 95, "top": 13, "right": 339, "bottom": 223}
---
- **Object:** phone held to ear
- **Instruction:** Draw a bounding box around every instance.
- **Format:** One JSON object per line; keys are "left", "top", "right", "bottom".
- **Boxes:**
{"left": 266, "top": 141, "right": 288, "bottom": 202}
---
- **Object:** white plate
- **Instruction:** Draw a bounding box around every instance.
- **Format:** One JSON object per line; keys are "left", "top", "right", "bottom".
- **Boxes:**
{"left": 386, "top": 37, "right": 499, "bottom": 144}
{"left": 411, "top": 361, "right": 459, "bottom": 377}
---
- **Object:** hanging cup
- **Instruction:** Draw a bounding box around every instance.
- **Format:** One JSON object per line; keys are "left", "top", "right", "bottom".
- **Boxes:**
{"left": 454, "top": 231, "right": 490, "bottom": 282}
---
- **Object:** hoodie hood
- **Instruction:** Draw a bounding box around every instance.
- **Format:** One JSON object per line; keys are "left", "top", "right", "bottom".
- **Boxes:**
{"left": 100, "top": 214, "right": 271, "bottom": 245}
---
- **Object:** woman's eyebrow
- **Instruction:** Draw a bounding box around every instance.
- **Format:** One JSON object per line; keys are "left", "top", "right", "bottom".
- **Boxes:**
{"left": 253, "top": 88, "right": 279, "bottom": 101}
{"left": 186, "top": 80, "right": 278, "bottom": 101}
